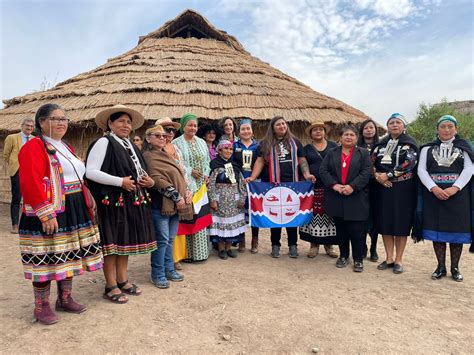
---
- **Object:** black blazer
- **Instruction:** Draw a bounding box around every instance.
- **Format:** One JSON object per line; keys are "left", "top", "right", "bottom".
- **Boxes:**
{"left": 319, "top": 146, "right": 372, "bottom": 221}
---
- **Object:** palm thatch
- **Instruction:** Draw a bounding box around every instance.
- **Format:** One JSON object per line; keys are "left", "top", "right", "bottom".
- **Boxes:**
{"left": 0, "top": 9, "right": 369, "bottom": 136}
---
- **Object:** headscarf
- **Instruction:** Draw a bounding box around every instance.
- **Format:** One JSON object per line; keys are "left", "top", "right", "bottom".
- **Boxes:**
{"left": 217, "top": 139, "right": 233, "bottom": 150}
{"left": 437, "top": 115, "right": 458, "bottom": 127}
{"left": 386, "top": 113, "right": 408, "bottom": 127}
{"left": 239, "top": 118, "right": 252, "bottom": 130}
{"left": 180, "top": 113, "right": 198, "bottom": 133}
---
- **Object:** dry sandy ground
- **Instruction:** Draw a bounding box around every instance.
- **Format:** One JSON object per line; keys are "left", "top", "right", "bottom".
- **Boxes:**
{"left": 0, "top": 203, "right": 472, "bottom": 354}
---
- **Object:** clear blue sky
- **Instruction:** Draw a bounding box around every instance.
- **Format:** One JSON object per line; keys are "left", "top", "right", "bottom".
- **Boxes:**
{"left": 1, "top": 0, "right": 472, "bottom": 124}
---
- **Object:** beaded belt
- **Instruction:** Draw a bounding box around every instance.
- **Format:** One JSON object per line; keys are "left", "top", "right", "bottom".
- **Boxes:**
{"left": 430, "top": 173, "right": 459, "bottom": 184}
{"left": 392, "top": 171, "right": 414, "bottom": 182}
{"left": 64, "top": 181, "right": 82, "bottom": 194}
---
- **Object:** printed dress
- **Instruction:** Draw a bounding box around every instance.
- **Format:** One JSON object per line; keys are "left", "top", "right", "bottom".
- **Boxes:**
{"left": 208, "top": 156, "right": 247, "bottom": 243}
{"left": 299, "top": 142, "right": 338, "bottom": 245}
{"left": 173, "top": 135, "right": 211, "bottom": 261}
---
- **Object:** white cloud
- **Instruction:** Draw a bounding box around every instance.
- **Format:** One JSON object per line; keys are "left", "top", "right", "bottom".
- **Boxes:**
{"left": 214, "top": 0, "right": 472, "bottom": 122}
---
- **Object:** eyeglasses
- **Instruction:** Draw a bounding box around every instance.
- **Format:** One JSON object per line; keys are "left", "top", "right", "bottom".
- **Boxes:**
{"left": 133, "top": 138, "right": 142, "bottom": 142}
{"left": 47, "top": 116, "right": 70, "bottom": 124}
{"left": 164, "top": 127, "right": 177, "bottom": 133}
{"left": 148, "top": 133, "right": 167, "bottom": 139}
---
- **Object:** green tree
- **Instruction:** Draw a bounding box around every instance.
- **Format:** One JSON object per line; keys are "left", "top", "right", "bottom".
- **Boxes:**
{"left": 407, "top": 100, "right": 474, "bottom": 145}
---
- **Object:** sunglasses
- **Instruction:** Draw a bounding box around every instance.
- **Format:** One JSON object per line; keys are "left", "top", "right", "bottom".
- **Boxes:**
{"left": 164, "top": 127, "right": 177, "bottom": 133}
{"left": 148, "top": 133, "right": 167, "bottom": 139}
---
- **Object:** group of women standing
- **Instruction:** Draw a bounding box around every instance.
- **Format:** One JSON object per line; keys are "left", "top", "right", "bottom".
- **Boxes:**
{"left": 16, "top": 102, "right": 473, "bottom": 325}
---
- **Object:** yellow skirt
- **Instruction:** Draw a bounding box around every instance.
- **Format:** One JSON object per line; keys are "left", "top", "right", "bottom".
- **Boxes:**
{"left": 173, "top": 234, "right": 187, "bottom": 262}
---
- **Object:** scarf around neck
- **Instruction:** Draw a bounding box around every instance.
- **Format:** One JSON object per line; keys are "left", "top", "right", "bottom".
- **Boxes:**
{"left": 143, "top": 147, "right": 193, "bottom": 220}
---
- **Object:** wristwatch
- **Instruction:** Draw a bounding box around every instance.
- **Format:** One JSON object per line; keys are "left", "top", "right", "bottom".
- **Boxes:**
{"left": 386, "top": 171, "right": 394, "bottom": 179}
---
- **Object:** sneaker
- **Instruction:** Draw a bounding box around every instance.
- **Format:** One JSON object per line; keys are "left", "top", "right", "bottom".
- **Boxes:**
{"left": 271, "top": 245, "right": 280, "bottom": 258}
{"left": 218, "top": 250, "right": 228, "bottom": 260}
{"left": 166, "top": 271, "right": 184, "bottom": 282}
{"left": 289, "top": 245, "right": 298, "bottom": 258}
{"left": 336, "top": 257, "right": 349, "bottom": 268}
{"left": 151, "top": 277, "right": 169, "bottom": 289}
{"left": 353, "top": 261, "right": 364, "bottom": 272}
{"left": 227, "top": 249, "right": 238, "bottom": 258}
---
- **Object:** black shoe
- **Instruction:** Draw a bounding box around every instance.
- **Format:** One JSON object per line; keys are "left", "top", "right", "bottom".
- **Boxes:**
{"left": 369, "top": 250, "right": 379, "bottom": 262}
{"left": 227, "top": 249, "right": 238, "bottom": 258}
{"left": 218, "top": 250, "right": 228, "bottom": 260}
{"left": 377, "top": 261, "right": 394, "bottom": 270}
{"left": 393, "top": 263, "right": 404, "bottom": 274}
{"left": 353, "top": 261, "right": 364, "bottom": 272}
{"left": 431, "top": 265, "right": 447, "bottom": 280}
{"left": 451, "top": 267, "right": 463, "bottom": 282}
{"left": 336, "top": 257, "right": 349, "bottom": 268}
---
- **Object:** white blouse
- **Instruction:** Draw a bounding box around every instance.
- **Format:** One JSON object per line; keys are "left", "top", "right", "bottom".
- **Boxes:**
{"left": 44, "top": 136, "right": 85, "bottom": 183}
{"left": 418, "top": 145, "right": 472, "bottom": 191}
{"left": 85, "top": 137, "right": 123, "bottom": 187}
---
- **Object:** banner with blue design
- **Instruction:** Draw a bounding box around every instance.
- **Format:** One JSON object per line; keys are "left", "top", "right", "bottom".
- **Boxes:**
{"left": 248, "top": 181, "right": 314, "bottom": 228}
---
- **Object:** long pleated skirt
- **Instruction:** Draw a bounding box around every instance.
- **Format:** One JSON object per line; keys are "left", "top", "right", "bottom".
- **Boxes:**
{"left": 19, "top": 188, "right": 103, "bottom": 282}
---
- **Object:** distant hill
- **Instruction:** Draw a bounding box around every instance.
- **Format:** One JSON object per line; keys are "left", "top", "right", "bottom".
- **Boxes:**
{"left": 434, "top": 100, "right": 474, "bottom": 115}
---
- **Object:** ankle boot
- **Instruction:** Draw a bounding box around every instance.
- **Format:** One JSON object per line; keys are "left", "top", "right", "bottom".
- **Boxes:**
{"left": 56, "top": 278, "right": 87, "bottom": 314}
{"left": 33, "top": 282, "right": 58, "bottom": 325}
{"left": 250, "top": 237, "right": 259, "bottom": 254}
{"left": 238, "top": 238, "right": 246, "bottom": 253}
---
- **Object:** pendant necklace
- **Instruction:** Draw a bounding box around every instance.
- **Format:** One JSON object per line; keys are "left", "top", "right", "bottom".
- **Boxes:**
{"left": 342, "top": 149, "right": 352, "bottom": 168}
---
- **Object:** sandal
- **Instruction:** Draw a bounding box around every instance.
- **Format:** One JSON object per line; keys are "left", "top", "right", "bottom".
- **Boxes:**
{"left": 117, "top": 280, "right": 142, "bottom": 296}
{"left": 103, "top": 285, "right": 128, "bottom": 304}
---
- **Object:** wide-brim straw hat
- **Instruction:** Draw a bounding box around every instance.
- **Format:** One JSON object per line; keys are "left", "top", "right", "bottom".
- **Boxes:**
{"left": 305, "top": 119, "right": 330, "bottom": 137}
{"left": 155, "top": 117, "right": 181, "bottom": 130}
{"left": 95, "top": 104, "right": 145, "bottom": 130}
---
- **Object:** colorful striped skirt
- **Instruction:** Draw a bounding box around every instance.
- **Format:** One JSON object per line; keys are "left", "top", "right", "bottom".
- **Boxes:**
{"left": 19, "top": 184, "right": 103, "bottom": 282}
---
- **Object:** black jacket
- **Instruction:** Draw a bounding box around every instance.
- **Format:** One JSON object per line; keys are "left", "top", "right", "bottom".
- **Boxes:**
{"left": 319, "top": 146, "right": 372, "bottom": 221}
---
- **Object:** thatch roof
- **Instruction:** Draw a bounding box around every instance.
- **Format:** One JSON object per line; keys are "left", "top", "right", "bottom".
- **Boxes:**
{"left": 0, "top": 9, "right": 369, "bottom": 134}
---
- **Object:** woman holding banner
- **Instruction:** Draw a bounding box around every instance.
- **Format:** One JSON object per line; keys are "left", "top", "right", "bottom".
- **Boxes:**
{"left": 319, "top": 125, "right": 372, "bottom": 272}
{"left": 172, "top": 113, "right": 211, "bottom": 262}
{"left": 246, "top": 116, "right": 315, "bottom": 258}
{"left": 232, "top": 118, "right": 260, "bottom": 253}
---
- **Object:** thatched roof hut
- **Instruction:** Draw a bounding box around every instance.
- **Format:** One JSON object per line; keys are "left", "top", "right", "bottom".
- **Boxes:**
{"left": 0, "top": 9, "right": 369, "bottom": 201}
{"left": 1, "top": 9, "right": 368, "bottom": 136}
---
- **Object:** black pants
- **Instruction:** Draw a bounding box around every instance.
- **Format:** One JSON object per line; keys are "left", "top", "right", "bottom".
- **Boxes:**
{"left": 271, "top": 227, "right": 297, "bottom": 246}
{"left": 10, "top": 172, "right": 21, "bottom": 226}
{"left": 334, "top": 218, "right": 366, "bottom": 262}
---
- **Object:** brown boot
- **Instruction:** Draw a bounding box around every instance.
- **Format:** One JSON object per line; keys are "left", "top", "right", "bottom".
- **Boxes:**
{"left": 250, "top": 237, "right": 259, "bottom": 254}
{"left": 238, "top": 238, "right": 246, "bottom": 253}
{"left": 33, "top": 282, "right": 58, "bottom": 325}
{"left": 56, "top": 278, "right": 87, "bottom": 314}
{"left": 307, "top": 244, "right": 319, "bottom": 258}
